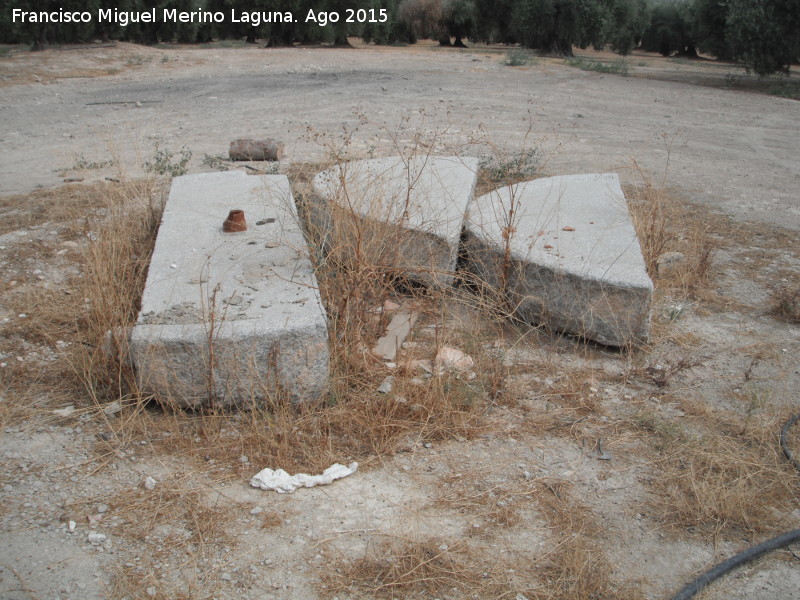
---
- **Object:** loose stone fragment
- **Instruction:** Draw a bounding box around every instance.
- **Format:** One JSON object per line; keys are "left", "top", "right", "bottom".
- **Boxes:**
{"left": 229, "top": 138, "right": 284, "bottom": 161}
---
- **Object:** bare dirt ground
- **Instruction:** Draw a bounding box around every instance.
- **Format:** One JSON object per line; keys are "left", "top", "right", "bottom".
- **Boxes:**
{"left": 0, "top": 42, "right": 799, "bottom": 600}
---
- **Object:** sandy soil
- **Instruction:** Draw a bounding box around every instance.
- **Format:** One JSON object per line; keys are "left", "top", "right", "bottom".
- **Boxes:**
{"left": 0, "top": 42, "right": 799, "bottom": 600}
{"left": 1, "top": 42, "right": 798, "bottom": 230}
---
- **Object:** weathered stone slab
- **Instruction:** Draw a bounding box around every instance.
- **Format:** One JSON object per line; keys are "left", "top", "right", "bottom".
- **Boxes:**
{"left": 130, "top": 171, "right": 329, "bottom": 407}
{"left": 311, "top": 156, "right": 479, "bottom": 287}
{"left": 463, "top": 173, "right": 653, "bottom": 346}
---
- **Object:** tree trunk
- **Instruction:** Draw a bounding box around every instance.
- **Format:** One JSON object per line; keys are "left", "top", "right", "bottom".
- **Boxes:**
{"left": 681, "top": 45, "right": 699, "bottom": 58}
{"left": 333, "top": 30, "right": 353, "bottom": 46}
{"left": 267, "top": 24, "right": 294, "bottom": 47}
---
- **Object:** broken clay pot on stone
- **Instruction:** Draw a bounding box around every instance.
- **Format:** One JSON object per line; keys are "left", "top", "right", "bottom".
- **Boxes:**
{"left": 223, "top": 209, "right": 247, "bottom": 233}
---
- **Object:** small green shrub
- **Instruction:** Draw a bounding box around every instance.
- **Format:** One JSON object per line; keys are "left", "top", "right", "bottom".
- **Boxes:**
{"left": 144, "top": 145, "right": 192, "bottom": 177}
{"left": 766, "top": 81, "right": 800, "bottom": 100}
{"left": 201, "top": 153, "right": 230, "bottom": 171}
{"left": 479, "top": 148, "right": 539, "bottom": 185}
{"left": 126, "top": 54, "right": 150, "bottom": 66}
{"left": 72, "top": 153, "right": 114, "bottom": 170}
{"left": 504, "top": 49, "right": 535, "bottom": 66}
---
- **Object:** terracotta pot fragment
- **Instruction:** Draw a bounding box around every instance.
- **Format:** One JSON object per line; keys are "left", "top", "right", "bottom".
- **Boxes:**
{"left": 223, "top": 209, "right": 247, "bottom": 233}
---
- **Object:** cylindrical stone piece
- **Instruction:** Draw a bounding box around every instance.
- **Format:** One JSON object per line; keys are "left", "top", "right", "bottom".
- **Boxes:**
{"left": 229, "top": 138, "right": 284, "bottom": 162}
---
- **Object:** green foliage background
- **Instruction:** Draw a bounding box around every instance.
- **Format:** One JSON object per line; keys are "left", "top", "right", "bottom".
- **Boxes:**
{"left": 1, "top": 0, "right": 798, "bottom": 75}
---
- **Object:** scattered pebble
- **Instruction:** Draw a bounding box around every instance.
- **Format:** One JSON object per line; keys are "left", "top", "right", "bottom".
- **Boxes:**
{"left": 103, "top": 401, "right": 122, "bottom": 417}
{"left": 53, "top": 405, "right": 76, "bottom": 417}
{"left": 143, "top": 476, "right": 157, "bottom": 490}
{"left": 377, "top": 376, "right": 394, "bottom": 394}
{"left": 87, "top": 532, "right": 107, "bottom": 545}
{"left": 250, "top": 506, "right": 264, "bottom": 515}
{"left": 434, "top": 346, "right": 474, "bottom": 374}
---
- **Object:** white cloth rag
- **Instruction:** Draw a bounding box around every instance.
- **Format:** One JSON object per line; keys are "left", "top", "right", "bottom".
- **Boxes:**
{"left": 249, "top": 462, "right": 358, "bottom": 494}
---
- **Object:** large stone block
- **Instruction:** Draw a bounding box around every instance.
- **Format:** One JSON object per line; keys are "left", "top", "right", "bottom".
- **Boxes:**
{"left": 130, "top": 171, "right": 329, "bottom": 407}
{"left": 463, "top": 173, "right": 653, "bottom": 346}
{"left": 311, "top": 156, "right": 478, "bottom": 287}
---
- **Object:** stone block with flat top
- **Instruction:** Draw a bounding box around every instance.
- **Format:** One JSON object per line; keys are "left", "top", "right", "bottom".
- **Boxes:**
{"left": 130, "top": 171, "right": 328, "bottom": 407}
{"left": 463, "top": 173, "right": 653, "bottom": 346}
{"left": 311, "top": 156, "right": 479, "bottom": 287}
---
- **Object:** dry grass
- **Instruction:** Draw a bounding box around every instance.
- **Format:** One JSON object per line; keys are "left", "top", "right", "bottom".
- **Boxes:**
{"left": 101, "top": 481, "right": 236, "bottom": 600}
{"left": 73, "top": 178, "right": 166, "bottom": 403}
{"left": 625, "top": 162, "right": 714, "bottom": 298}
{"left": 0, "top": 182, "right": 112, "bottom": 236}
{"left": 437, "top": 463, "right": 540, "bottom": 532}
{"left": 632, "top": 409, "right": 799, "bottom": 535}
{"left": 769, "top": 281, "right": 800, "bottom": 324}
{"left": 534, "top": 482, "right": 644, "bottom": 600}
{"left": 0, "top": 180, "right": 164, "bottom": 431}
{"left": 328, "top": 478, "right": 644, "bottom": 600}
{"left": 322, "top": 535, "right": 516, "bottom": 599}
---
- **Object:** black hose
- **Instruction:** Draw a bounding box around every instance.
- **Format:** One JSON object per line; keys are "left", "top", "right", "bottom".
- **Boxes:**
{"left": 781, "top": 413, "right": 800, "bottom": 472}
{"left": 670, "top": 412, "right": 800, "bottom": 600}
{"left": 671, "top": 529, "right": 800, "bottom": 600}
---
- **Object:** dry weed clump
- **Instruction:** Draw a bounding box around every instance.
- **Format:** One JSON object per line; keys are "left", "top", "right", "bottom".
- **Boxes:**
{"left": 75, "top": 178, "right": 166, "bottom": 403}
{"left": 635, "top": 411, "right": 799, "bottom": 535}
{"left": 138, "top": 370, "right": 487, "bottom": 475}
{"left": 769, "top": 281, "right": 800, "bottom": 324}
{"left": 97, "top": 480, "right": 236, "bottom": 599}
{"left": 322, "top": 536, "right": 515, "bottom": 599}
{"left": 0, "top": 182, "right": 113, "bottom": 236}
{"left": 0, "top": 180, "right": 166, "bottom": 428}
{"left": 625, "top": 168, "right": 714, "bottom": 298}
{"left": 533, "top": 482, "right": 645, "bottom": 600}
{"left": 435, "top": 458, "right": 542, "bottom": 533}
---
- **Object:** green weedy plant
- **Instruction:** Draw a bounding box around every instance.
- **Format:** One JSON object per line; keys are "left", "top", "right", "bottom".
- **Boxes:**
{"left": 126, "top": 54, "right": 150, "bottom": 66}
{"left": 201, "top": 153, "right": 230, "bottom": 171}
{"left": 144, "top": 145, "right": 192, "bottom": 177}
{"left": 478, "top": 148, "right": 539, "bottom": 185}
{"left": 565, "top": 56, "right": 630, "bottom": 76}
{"left": 72, "top": 153, "right": 114, "bottom": 170}
{"left": 504, "top": 49, "right": 536, "bottom": 66}
{"left": 765, "top": 81, "right": 800, "bottom": 101}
